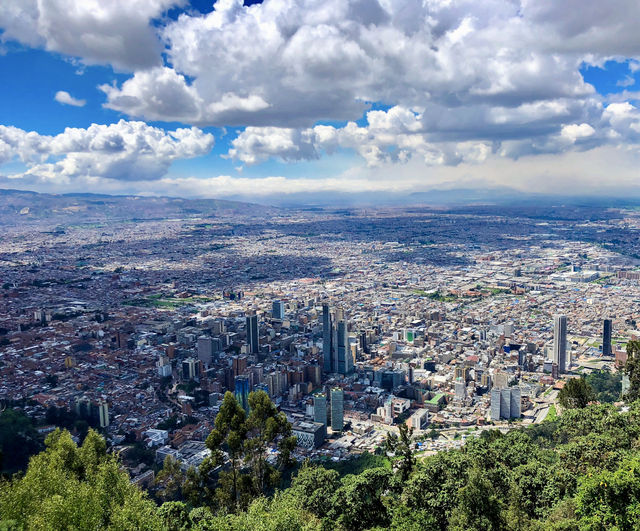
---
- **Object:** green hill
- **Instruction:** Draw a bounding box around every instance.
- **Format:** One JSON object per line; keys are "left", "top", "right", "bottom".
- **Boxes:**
{"left": 4, "top": 400, "right": 640, "bottom": 530}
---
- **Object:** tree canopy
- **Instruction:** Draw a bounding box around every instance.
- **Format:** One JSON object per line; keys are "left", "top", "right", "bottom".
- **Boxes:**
{"left": 0, "top": 429, "right": 162, "bottom": 529}
{"left": 558, "top": 376, "right": 596, "bottom": 409}
{"left": 6, "top": 394, "right": 640, "bottom": 529}
{"left": 624, "top": 340, "right": 640, "bottom": 401}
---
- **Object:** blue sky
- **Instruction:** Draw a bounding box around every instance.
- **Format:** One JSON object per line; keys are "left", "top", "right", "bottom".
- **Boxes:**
{"left": 1, "top": 0, "right": 640, "bottom": 204}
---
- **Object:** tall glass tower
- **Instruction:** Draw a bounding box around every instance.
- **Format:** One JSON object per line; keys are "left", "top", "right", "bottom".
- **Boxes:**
{"left": 322, "top": 304, "right": 333, "bottom": 372}
{"left": 553, "top": 315, "right": 567, "bottom": 373}
{"left": 603, "top": 318, "right": 613, "bottom": 357}
{"left": 330, "top": 388, "right": 344, "bottom": 432}
{"left": 313, "top": 393, "right": 327, "bottom": 427}
{"left": 246, "top": 314, "right": 259, "bottom": 355}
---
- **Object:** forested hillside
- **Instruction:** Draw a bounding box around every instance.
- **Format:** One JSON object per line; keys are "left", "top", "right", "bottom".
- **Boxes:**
{"left": 3, "top": 398, "right": 640, "bottom": 530}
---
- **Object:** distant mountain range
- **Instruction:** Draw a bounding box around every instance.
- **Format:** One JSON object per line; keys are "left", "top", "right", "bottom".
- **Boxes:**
{"left": 0, "top": 187, "right": 637, "bottom": 226}
{"left": 0, "top": 188, "right": 275, "bottom": 225}
{"left": 224, "top": 187, "right": 639, "bottom": 209}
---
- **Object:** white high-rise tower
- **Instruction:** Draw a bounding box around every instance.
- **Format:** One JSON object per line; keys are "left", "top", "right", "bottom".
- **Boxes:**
{"left": 553, "top": 315, "right": 567, "bottom": 373}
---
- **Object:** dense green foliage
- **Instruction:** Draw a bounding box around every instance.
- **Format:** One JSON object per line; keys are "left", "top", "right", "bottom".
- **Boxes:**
{"left": 9, "top": 395, "right": 640, "bottom": 529}
{"left": 624, "top": 340, "right": 640, "bottom": 401}
{"left": 0, "top": 429, "right": 162, "bottom": 529}
{"left": 585, "top": 368, "right": 622, "bottom": 403}
{"left": 202, "top": 390, "right": 297, "bottom": 513}
{"left": 558, "top": 377, "right": 596, "bottom": 409}
{"left": 0, "top": 408, "right": 42, "bottom": 475}
{"left": 385, "top": 423, "right": 416, "bottom": 481}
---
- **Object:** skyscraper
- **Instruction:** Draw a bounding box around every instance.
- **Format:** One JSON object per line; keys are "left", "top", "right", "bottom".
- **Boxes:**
{"left": 330, "top": 388, "right": 344, "bottom": 432}
{"left": 272, "top": 300, "right": 285, "bottom": 320}
{"left": 603, "top": 318, "right": 613, "bottom": 357}
{"left": 491, "top": 387, "right": 521, "bottom": 420}
{"left": 322, "top": 303, "right": 353, "bottom": 375}
{"left": 490, "top": 388, "right": 501, "bottom": 420}
{"left": 337, "top": 319, "right": 351, "bottom": 375}
{"left": 234, "top": 375, "right": 250, "bottom": 412}
{"left": 322, "top": 304, "right": 333, "bottom": 373}
{"left": 98, "top": 400, "right": 109, "bottom": 428}
{"left": 500, "top": 388, "right": 511, "bottom": 419}
{"left": 553, "top": 315, "right": 568, "bottom": 373}
{"left": 232, "top": 355, "right": 248, "bottom": 377}
{"left": 246, "top": 314, "right": 259, "bottom": 355}
{"left": 510, "top": 386, "right": 521, "bottom": 418}
{"left": 313, "top": 393, "right": 327, "bottom": 427}
{"left": 455, "top": 377, "right": 466, "bottom": 401}
{"left": 182, "top": 358, "right": 197, "bottom": 380}
{"left": 197, "top": 337, "right": 214, "bottom": 365}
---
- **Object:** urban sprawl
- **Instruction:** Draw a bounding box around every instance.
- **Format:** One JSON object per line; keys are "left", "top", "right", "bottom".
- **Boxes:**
{"left": 2, "top": 204, "right": 640, "bottom": 486}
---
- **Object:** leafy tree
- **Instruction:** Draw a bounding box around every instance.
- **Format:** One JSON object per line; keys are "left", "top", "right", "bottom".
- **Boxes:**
{"left": 159, "top": 501, "right": 192, "bottom": 531}
{"left": 509, "top": 459, "right": 564, "bottom": 519}
{"left": 558, "top": 377, "right": 595, "bottom": 409}
{"left": 539, "top": 498, "right": 580, "bottom": 530}
{"left": 388, "top": 504, "right": 438, "bottom": 531}
{"left": 290, "top": 462, "right": 341, "bottom": 519}
{"left": 245, "top": 390, "right": 296, "bottom": 495}
{"left": 198, "top": 492, "right": 322, "bottom": 531}
{"left": 553, "top": 403, "right": 618, "bottom": 442}
{"left": 205, "top": 390, "right": 294, "bottom": 512}
{"left": 206, "top": 391, "right": 248, "bottom": 512}
{"left": 586, "top": 368, "right": 622, "bottom": 403}
{"left": 575, "top": 457, "right": 640, "bottom": 529}
{"left": 182, "top": 465, "right": 210, "bottom": 509}
{"left": 385, "top": 423, "right": 416, "bottom": 481}
{"left": 188, "top": 506, "right": 216, "bottom": 529}
{"left": 0, "top": 429, "right": 162, "bottom": 529}
{"left": 624, "top": 340, "right": 640, "bottom": 402}
{"left": 403, "top": 449, "right": 470, "bottom": 530}
{"left": 449, "top": 466, "right": 504, "bottom": 531}
{"left": 502, "top": 487, "right": 536, "bottom": 531}
{"left": 0, "top": 408, "right": 42, "bottom": 475}
{"left": 334, "top": 467, "right": 393, "bottom": 530}
{"left": 155, "top": 455, "right": 185, "bottom": 502}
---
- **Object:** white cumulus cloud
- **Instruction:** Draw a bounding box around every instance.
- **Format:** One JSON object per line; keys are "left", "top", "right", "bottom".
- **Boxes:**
{"left": 0, "top": 120, "right": 214, "bottom": 183}
{"left": 97, "top": 0, "right": 614, "bottom": 129}
{"left": 54, "top": 91, "right": 86, "bottom": 107}
{"left": 2, "top": 0, "right": 640, "bottom": 197}
{"left": 0, "top": 0, "right": 184, "bottom": 70}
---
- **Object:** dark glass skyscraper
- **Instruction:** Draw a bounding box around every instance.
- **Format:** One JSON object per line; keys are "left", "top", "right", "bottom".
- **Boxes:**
{"left": 272, "top": 300, "right": 285, "bottom": 320}
{"left": 322, "top": 303, "right": 353, "bottom": 375}
{"left": 603, "top": 318, "right": 613, "bottom": 356}
{"left": 322, "top": 304, "right": 333, "bottom": 372}
{"left": 337, "top": 319, "right": 352, "bottom": 374}
{"left": 313, "top": 393, "right": 327, "bottom": 427}
{"left": 246, "top": 314, "right": 259, "bottom": 355}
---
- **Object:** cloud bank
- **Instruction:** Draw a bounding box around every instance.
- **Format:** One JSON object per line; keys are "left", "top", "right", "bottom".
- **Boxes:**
{"left": 1, "top": 0, "right": 640, "bottom": 198}
{"left": 0, "top": 120, "right": 214, "bottom": 183}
